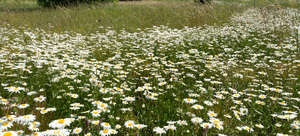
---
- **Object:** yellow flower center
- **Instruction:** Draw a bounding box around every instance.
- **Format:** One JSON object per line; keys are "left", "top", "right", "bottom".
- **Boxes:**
{"left": 213, "top": 121, "right": 220, "bottom": 124}
{"left": 293, "top": 126, "right": 297, "bottom": 128}
{"left": 2, "top": 122, "right": 8, "bottom": 126}
{"left": 58, "top": 119, "right": 65, "bottom": 124}
{"left": 3, "top": 132, "right": 12, "bottom": 136}
{"left": 103, "top": 130, "right": 109, "bottom": 134}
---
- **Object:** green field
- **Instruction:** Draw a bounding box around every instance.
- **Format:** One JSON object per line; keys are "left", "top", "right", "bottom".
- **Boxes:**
{"left": 0, "top": 0, "right": 299, "bottom": 136}
{"left": 0, "top": 0, "right": 298, "bottom": 33}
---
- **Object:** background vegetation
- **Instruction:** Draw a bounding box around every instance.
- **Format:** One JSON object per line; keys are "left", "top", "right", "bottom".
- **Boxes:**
{"left": 0, "top": 0, "right": 298, "bottom": 34}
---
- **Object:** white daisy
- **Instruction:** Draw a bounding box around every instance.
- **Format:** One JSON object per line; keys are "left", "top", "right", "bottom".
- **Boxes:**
{"left": 184, "top": 98, "right": 197, "bottom": 104}
{"left": 100, "top": 129, "right": 111, "bottom": 136}
{"left": 191, "top": 104, "right": 204, "bottom": 110}
{"left": 72, "top": 127, "right": 82, "bottom": 134}
{"left": 124, "top": 120, "right": 135, "bottom": 128}
{"left": 153, "top": 127, "right": 166, "bottom": 135}
{"left": 49, "top": 118, "right": 74, "bottom": 129}
{"left": 191, "top": 117, "right": 203, "bottom": 124}
{"left": 101, "top": 122, "right": 111, "bottom": 129}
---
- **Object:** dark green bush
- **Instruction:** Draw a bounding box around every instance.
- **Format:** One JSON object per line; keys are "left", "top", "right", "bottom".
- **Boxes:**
{"left": 37, "top": 0, "right": 110, "bottom": 8}
{"left": 194, "top": 0, "right": 212, "bottom": 4}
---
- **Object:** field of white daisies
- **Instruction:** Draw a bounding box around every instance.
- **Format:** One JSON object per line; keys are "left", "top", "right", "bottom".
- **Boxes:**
{"left": 0, "top": 6, "right": 299, "bottom": 136}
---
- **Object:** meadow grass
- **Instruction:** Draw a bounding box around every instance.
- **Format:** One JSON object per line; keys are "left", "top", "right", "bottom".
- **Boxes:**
{"left": 0, "top": 0, "right": 298, "bottom": 33}
{"left": 0, "top": 0, "right": 249, "bottom": 34}
{"left": 0, "top": 0, "right": 300, "bottom": 136}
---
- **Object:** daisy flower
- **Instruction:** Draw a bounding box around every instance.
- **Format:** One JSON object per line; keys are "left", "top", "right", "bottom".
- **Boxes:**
{"left": 191, "top": 117, "right": 203, "bottom": 124}
{"left": 255, "top": 100, "right": 265, "bottom": 105}
{"left": 242, "top": 126, "right": 253, "bottom": 132}
{"left": 28, "top": 125, "right": 39, "bottom": 131}
{"left": 153, "top": 127, "right": 166, "bottom": 135}
{"left": 214, "top": 124, "right": 224, "bottom": 130}
{"left": 40, "top": 109, "right": 49, "bottom": 114}
{"left": 207, "top": 111, "right": 218, "bottom": 118}
{"left": 124, "top": 120, "right": 135, "bottom": 128}
{"left": 101, "top": 122, "right": 111, "bottom": 129}
{"left": 203, "top": 100, "right": 214, "bottom": 106}
{"left": 84, "top": 133, "right": 92, "bottom": 136}
{"left": 258, "top": 94, "right": 266, "bottom": 99}
{"left": 232, "top": 93, "right": 241, "bottom": 98}
{"left": 184, "top": 98, "right": 197, "bottom": 104}
{"left": 91, "top": 110, "right": 101, "bottom": 117}
{"left": 16, "top": 115, "right": 36, "bottom": 125}
{"left": 115, "top": 124, "right": 121, "bottom": 129}
{"left": 100, "top": 129, "right": 111, "bottom": 136}
{"left": 49, "top": 118, "right": 74, "bottom": 129}
{"left": 134, "top": 124, "right": 147, "bottom": 129}
{"left": 276, "top": 133, "right": 289, "bottom": 136}
{"left": 191, "top": 104, "right": 204, "bottom": 110}
{"left": 97, "top": 103, "right": 108, "bottom": 110}
{"left": 99, "top": 88, "right": 108, "bottom": 94}
{"left": 32, "top": 132, "right": 43, "bottom": 136}
{"left": 239, "top": 108, "right": 248, "bottom": 116}
{"left": 209, "top": 118, "right": 223, "bottom": 125}
{"left": 177, "top": 120, "right": 187, "bottom": 126}
{"left": 163, "top": 125, "right": 176, "bottom": 131}
{"left": 0, "top": 131, "right": 18, "bottom": 136}
{"left": 6, "top": 86, "right": 24, "bottom": 93}
{"left": 30, "top": 121, "right": 40, "bottom": 127}
{"left": 255, "top": 124, "right": 264, "bottom": 128}
{"left": 72, "top": 127, "right": 82, "bottom": 135}
{"left": 201, "top": 123, "right": 212, "bottom": 129}
{"left": 34, "top": 95, "right": 46, "bottom": 102}
{"left": 110, "top": 129, "right": 118, "bottom": 134}
{"left": 17, "top": 104, "right": 30, "bottom": 109}
{"left": 46, "top": 129, "right": 71, "bottom": 136}
{"left": 0, "top": 121, "right": 13, "bottom": 130}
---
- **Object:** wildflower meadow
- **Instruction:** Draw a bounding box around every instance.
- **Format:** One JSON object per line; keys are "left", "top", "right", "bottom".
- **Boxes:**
{"left": 0, "top": 4, "right": 300, "bottom": 136}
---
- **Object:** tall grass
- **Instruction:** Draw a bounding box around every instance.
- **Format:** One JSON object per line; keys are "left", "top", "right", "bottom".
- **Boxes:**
{"left": 0, "top": 6, "right": 299, "bottom": 136}
{"left": 1, "top": 0, "right": 299, "bottom": 33}
{"left": 0, "top": 0, "right": 248, "bottom": 33}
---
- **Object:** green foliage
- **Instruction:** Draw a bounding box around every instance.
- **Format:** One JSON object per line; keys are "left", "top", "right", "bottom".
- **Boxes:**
{"left": 119, "top": 0, "right": 142, "bottom": 1}
{"left": 37, "top": 0, "right": 110, "bottom": 7}
{"left": 194, "top": 0, "right": 212, "bottom": 4}
{"left": 0, "top": 1, "right": 244, "bottom": 34}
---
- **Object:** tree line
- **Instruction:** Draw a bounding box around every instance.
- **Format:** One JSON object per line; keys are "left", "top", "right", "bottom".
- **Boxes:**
{"left": 38, "top": 0, "right": 212, "bottom": 8}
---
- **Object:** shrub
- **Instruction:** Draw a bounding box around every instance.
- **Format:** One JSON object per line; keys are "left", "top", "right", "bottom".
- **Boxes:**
{"left": 37, "top": 0, "right": 109, "bottom": 8}
{"left": 194, "top": 0, "right": 212, "bottom": 4}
